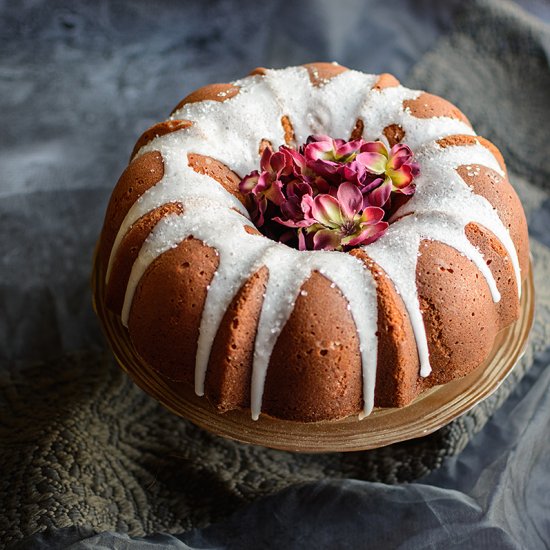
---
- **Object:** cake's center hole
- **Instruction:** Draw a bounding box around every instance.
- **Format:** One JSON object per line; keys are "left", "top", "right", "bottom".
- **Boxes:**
{"left": 239, "top": 135, "right": 420, "bottom": 251}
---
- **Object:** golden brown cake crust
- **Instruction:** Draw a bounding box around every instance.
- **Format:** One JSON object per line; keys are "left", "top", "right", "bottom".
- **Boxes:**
{"left": 205, "top": 266, "right": 268, "bottom": 412}
{"left": 349, "top": 119, "right": 365, "bottom": 140}
{"left": 262, "top": 272, "right": 363, "bottom": 422}
{"left": 437, "top": 134, "right": 478, "bottom": 148}
{"left": 437, "top": 134, "right": 506, "bottom": 173}
{"left": 351, "top": 249, "right": 419, "bottom": 408}
{"left": 302, "top": 62, "right": 348, "bottom": 86}
{"left": 187, "top": 153, "right": 245, "bottom": 203}
{"left": 458, "top": 164, "right": 529, "bottom": 278}
{"left": 281, "top": 115, "right": 295, "bottom": 146}
{"left": 105, "top": 202, "right": 184, "bottom": 315}
{"left": 373, "top": 73, "right": 400, "bottom": 90}
{"left": 131, "top": 120, "right": 192, "bottom": 160}
{"left": 99, "top": 150, "right": 164, "bottom": 271}
{"left": 383, "top": 124, "right": 406, "bottom": 147}
{"left": 128, "top": 237, "right": 219, "bottom": 385}
{"left": 258, "top": 139, "right": 273, "bottom": 155}
{"left": 465, "top": 222, "right": 520, "bottom": 330}
{"left": 415, "top": 239, "right": 500, "bottom": 389}
{"left": 404, "top": 93, "right": 472, "bottom": 126}
{"left": 248, "top": 67, "right": 268, "bottom": 77}
{"left": 171, "top": 83, "right": 240, "bottom": 114}
{"left": 477, "top": 136, "right": 507, "bottom": 173}
{"left": 249, "top": 63, "right": 349, "bottom": 86}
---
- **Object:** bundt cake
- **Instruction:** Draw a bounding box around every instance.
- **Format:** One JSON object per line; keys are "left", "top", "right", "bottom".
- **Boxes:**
{"left": 94, "top": 62, "right": 529, "bottom": 423}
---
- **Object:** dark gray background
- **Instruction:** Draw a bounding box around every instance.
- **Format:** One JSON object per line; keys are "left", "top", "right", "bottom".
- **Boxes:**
{"left": 2, "top": 0, "right": 550, "bottom": 548}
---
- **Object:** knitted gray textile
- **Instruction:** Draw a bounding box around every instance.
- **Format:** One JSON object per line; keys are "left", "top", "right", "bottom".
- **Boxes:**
{"left": 1, "top": 0, "right": 549, "bottom": 546}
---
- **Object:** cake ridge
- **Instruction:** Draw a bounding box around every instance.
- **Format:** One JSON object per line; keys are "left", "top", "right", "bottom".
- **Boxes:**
{"left": 105, "top": 168, "right": 247, "bottom": 283}
{"left": 401, "top": 141, "right": 521, "bottom": 293}
{"left": 248, "top": 247, "right": 378, "bottom": 420}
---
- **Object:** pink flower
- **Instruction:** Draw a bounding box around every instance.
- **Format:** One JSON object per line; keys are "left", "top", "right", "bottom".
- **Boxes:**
{"left": 357, "top": 141, "right": 420, "bottom": 208}
{"left": 239, "top": 170, "right": 285, "bottom": 226}
{"left": 238, "top": 134, "right": 419, "bottom": 251}
{"left": 303, "top": 183, "right": 388, "bottom": 251}
{"left": 273, "top": 181, "right": 314, "bottom": 228}
{"left": 304, "top": 135, "right": 364, "bottom": 163}
{"left": 239, "top": 148, "right": 288, "bottom": 226}
{"left": 303, "top": 135, "right": 366, "bottom": 185}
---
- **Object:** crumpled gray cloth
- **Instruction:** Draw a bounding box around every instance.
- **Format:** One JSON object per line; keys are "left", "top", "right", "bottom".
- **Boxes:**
{"left": 12, "top": 347, "right": 550, "bottom": 549}
{"left": 2, "top": 0, "right": 550, "bottom": 547}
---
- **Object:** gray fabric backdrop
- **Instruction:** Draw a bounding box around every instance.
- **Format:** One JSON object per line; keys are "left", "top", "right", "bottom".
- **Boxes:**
{"left": 1, "top": 0, "right": 549, "bottom": 548}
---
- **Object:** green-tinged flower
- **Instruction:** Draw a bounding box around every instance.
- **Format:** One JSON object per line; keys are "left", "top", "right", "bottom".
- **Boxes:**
{"left": 304, "top": 182, "right": 388, "bottom": 251}
{"left": 357, "top": 142, "right": 420, "bottom": 207}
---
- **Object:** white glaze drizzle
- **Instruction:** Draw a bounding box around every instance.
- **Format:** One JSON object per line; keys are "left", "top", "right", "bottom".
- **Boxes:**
{"left": 111, "top": 66, "right": 522, "bottom": 419}
{"left": 106, "top": 166, "right": 248, "bottom": 282}
{"left": 406, "top": 141, "right": 521, "bottom": 293}
{"left": 248, "top": 248, "right": 378, "bottom": 420}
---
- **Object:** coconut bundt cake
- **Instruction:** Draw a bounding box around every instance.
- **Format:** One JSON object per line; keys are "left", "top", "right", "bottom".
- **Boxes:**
{"left": 94, "top": 63, "right": 529, "bottom": 423}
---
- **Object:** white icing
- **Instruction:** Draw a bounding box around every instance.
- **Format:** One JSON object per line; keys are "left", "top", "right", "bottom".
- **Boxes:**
{"left": 357, "top": 86, "right": 476, "bottom": 148}
{"left": 366, "top": 211, "right": 500, "bottom": 378}
{"left": 404, "top": 141, "right": 521, "bottom": 294}
{"left": 248, "top": 248, "right": 378, "bottom": 420}
{"left": 264, "top": 68, "right": 376, "bottom": 143}
{"left": 109, "top": 66, "right": 522, "bottom": 420}
{"left": 106, "top": 166, "right": 247, "bottom": 282}
{"left": 167, "top": 75, "right": 287, "bottom": 175}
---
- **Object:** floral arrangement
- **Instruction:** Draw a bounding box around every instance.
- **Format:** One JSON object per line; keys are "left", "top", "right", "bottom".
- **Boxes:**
{"left": 239, "top": 135, "right": 420, "bottom": 251}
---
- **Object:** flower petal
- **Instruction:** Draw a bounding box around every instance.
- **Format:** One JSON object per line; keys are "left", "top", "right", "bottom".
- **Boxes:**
{"left": 304, "top": 139, "right": 334, "bottom": 161}
{"left": 360, "top": 141, "right": 388, "bottom": 156}
{"left": 298, "top": 228, "right": 307, "bottom": 251}
{"left": 282, "top": 147, "right": 307, "bottom": 175}
{"left": 360, "top": 175, "right": 385, "bottom": 194}
{"left": 337, "top": 182, "right": 363, "bottom": 219}
{"left": 307, "top": 159, "right": 340, "bottom": 180}
{"left": 286, "top": 180, "right": 313, "bottom": 199}
{"left": 307, "top": 134, "right": 333, "bottom": 144}
{"left": 272, "top": 215, "right": 313, "bottom": 228}
{"left": 337, "top": 161, "right": 365, "bottom": 185}
{"left": 388, "top": 144, "right": 413, "bottom": 170}
{"left": 365, "top": 178, "right": 392, "bottom": 208}
{"left": 259, "top": 147, "right": 272, "bottom": 172}
{"left": 409, "top": 161, "right": 421, "bottom": 177}
{"left": 313, "top": 228, "right": 342, "bottom": 251}
{"left": 301, "top": 193, "right": 315, "bottom": 221}
{"left": 397, "top": 182, "right": 416, "bottom": 195}
{"left": 334, "top": 139, "right": 363, "bottom": 161}
{"left": 239, "top": 171, "right": 259, "bottom": 194}
{"left": 279, "top": 197, "right": 302, "bottom": 220}
{"left": 309, "top": 175, "right": 332, "bottom": 194}
{"left": 251, "top": 196, "right": 268, "bottom": 227}
{"left": 312, "top": 194, "right": 343, "bottom": 227}
{"left": 254, "top": 172, "right": 271, "bottom": 194}
{"left": 359, "top": 206, "right": 386, "bottom": 224}
{"left": 387, "top": 164, "right": 413, "bottom": 188}
{"left": 356, "top": 151, "right": 388, "bottom": 174}
{"left": 270, "top": 151, "right": 287, "bottom": 175}
{"left": 346, "top": 221, "right": 388, "bottom": 247}
{"left": 263, "top": 178, "right": 286, "bottom": 205}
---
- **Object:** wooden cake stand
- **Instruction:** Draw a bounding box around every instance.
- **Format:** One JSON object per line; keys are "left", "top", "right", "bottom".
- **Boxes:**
{"left": 92, "top": 254, "right": 534, "bottom": 453}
